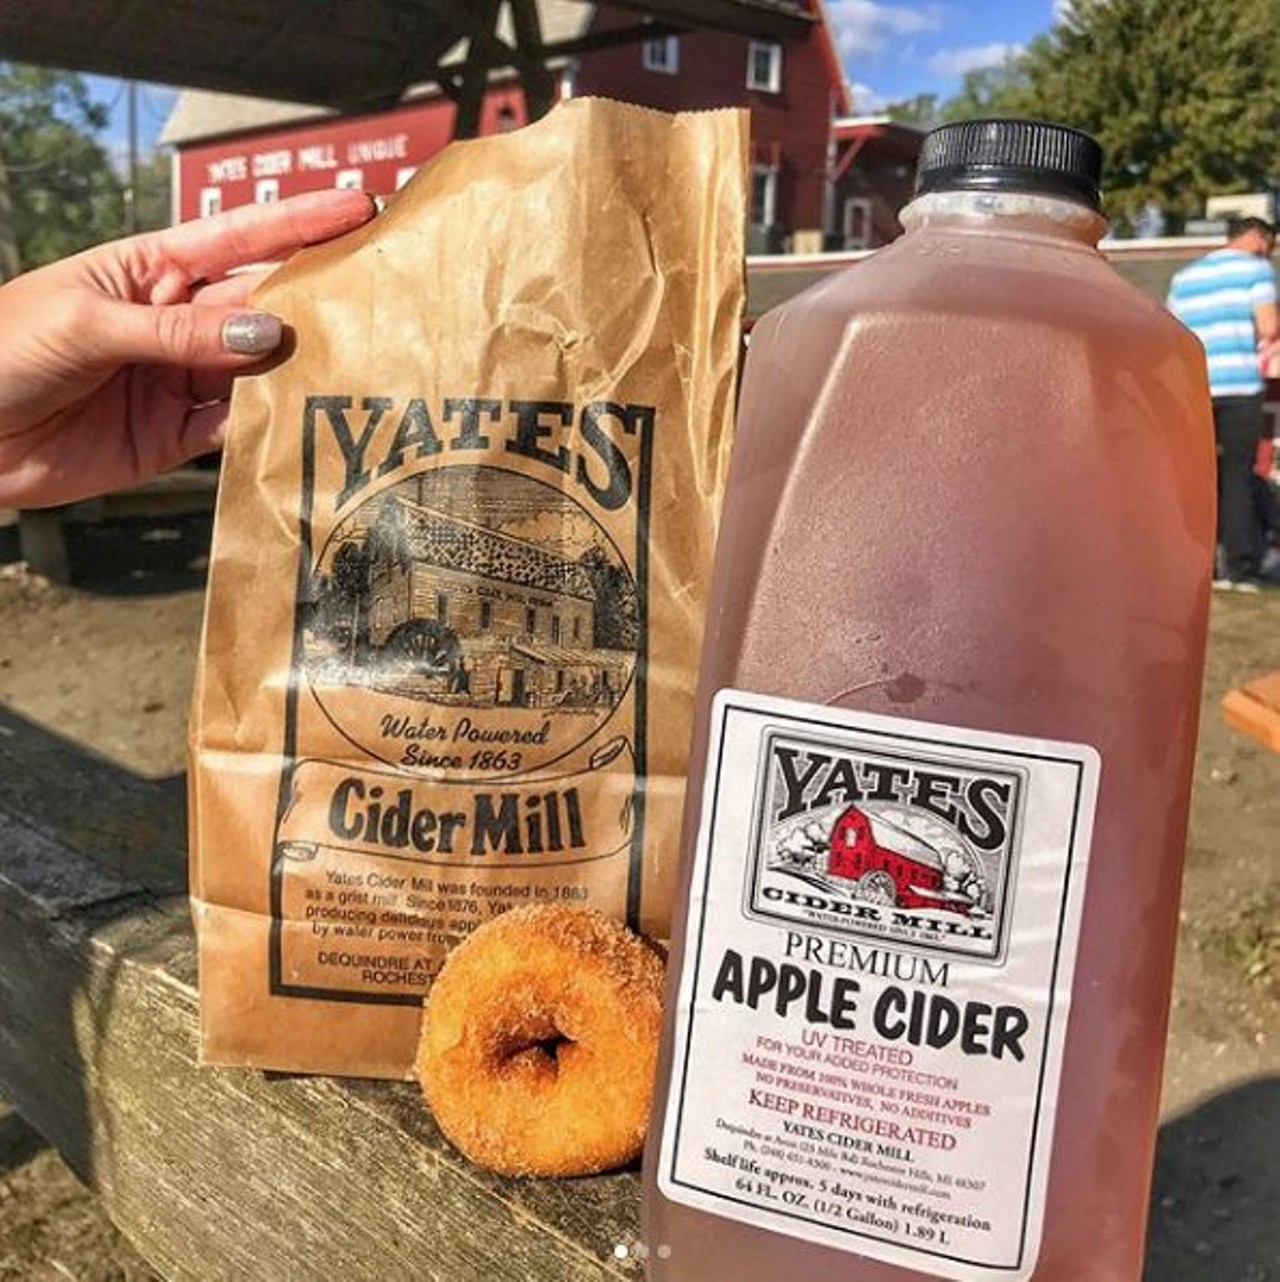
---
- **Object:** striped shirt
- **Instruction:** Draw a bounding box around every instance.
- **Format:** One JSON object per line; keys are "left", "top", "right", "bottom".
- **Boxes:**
{"left": 1167, "top": 248, "right": 1277, "bottom": 397}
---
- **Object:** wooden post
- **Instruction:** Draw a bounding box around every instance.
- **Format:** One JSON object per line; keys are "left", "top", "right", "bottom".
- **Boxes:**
{"left": 453, "top": 0, "right": 503, "bottom": 139}
{"left": 508, "top": 0, "right": 557, "bottom": 122}
{"left": 17, "top": 508, "right": 71, "bottom": 584}
{"left": 440, "top": 0, "right": 559, "bottom": 139}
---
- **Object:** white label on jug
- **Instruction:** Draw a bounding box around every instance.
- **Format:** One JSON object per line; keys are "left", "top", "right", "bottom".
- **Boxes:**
{"left": 657, "top": 689, "right": 1099, "bottom": 1280}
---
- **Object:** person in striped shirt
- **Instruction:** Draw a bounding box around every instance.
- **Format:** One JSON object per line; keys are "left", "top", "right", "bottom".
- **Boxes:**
{"left": 1168, "top": 216, "right": 1277, "bottom": 590}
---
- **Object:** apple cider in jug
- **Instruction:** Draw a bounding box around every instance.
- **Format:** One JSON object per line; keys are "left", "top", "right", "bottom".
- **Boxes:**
{"left": 642, "top": 119, "right": 1215, "bottom": 1281}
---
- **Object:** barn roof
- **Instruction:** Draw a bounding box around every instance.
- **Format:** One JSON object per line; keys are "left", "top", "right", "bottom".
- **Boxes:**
{"left": 383, "top": 495, "right": 597, "bottom": 602}
{"left": 160, "top": 0, "right": 591, "bottom": 146}
{"left": 0, "top": 0, "right": 812, "bottom": 115}
{"left": 855, "top": 804, "right": 946, "bottom": 872}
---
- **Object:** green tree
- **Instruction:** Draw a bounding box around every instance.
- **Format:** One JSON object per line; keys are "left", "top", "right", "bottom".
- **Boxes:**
{"left": 578, "top": 545, "right": 638, "bottom": 651}
{"left": 938, "top": 52, "right": 1036, "bottom": 123}
{"left": 0, "top": 62, "right": 123, "bottom": 275}
{"left": 328, "top": 539, "right": 372, "bottom": 665}
{"left": 939, "top": 0, "right": 1280, "bottom": 233}
{"left": 886, "top": 93, "right": 940, "bottom": 129}
{"left": 131, "top": 148, "right": 173, "bottom": 234}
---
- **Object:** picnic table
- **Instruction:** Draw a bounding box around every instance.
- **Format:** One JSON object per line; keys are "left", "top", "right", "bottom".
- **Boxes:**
{"left": 0, "top": 705, "right": 641, "bottom": 1280}
{"left": 8, "top": 467, "right": 222, "bottom": 583}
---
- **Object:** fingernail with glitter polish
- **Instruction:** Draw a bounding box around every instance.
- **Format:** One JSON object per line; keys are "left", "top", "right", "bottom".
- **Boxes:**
{"left": 222, "top": 311, "right": 283, "bottom": 355}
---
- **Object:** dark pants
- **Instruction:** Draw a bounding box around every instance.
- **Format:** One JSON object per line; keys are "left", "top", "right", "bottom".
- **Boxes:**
{"left": 1213, "top": 393, "right": 1267, "bottom": 580}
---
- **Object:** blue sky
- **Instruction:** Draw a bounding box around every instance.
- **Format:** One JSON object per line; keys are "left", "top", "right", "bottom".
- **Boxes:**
{"left": 86, "top": 0, "right": 1066, "bottom": 156}
{"left": 85, "top": 76, "right": 177, "bottom": 163}
{"left": 824, "top": 0, "right": 1066, "bottom": 112}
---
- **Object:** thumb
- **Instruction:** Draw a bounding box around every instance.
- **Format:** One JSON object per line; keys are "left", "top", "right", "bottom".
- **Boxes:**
{"left": 97, "top": 299, "right": 285, "bottom": 367}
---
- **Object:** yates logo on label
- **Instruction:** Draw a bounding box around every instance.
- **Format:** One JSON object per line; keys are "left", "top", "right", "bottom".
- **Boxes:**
{"left": 746, "top": 733, "right": 1025, "bottom": 961}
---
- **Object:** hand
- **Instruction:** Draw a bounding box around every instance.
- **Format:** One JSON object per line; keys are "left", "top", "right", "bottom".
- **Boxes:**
{"left": 0, "top": 189, "right": 377, "bottom": 508}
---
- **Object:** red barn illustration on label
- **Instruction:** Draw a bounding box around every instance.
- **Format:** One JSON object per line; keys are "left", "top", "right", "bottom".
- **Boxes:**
{"left": 827, "top": 804, "right": 974, "bottom": 915}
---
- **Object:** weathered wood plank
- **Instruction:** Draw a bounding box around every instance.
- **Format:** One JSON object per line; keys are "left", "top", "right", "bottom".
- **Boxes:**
{"left": 0, "top": 718, "right": 643, "bottom": 1280}
{"left": 0, "top": 706, "right": 185, "bottom": 896}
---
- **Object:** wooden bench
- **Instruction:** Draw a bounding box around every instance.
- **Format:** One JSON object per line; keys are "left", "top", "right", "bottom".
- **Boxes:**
{"left": 0, "top": 705, "right": 640, "bottom": 1280}
{"left": 5, "top": 466, "right": 221, "bottom": 583}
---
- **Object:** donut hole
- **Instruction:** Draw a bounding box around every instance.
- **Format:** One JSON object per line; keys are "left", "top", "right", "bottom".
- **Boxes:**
{"left": 493, "top": 1011, "right": 576, "bottom": 1079}
{"left": 530, "top": 1031, "right": 572, "bottom": 1065}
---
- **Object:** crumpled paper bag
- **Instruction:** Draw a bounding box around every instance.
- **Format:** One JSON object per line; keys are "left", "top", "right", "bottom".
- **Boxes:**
{"left": 189, "top": 98, "right": 747, "bottom": 1076}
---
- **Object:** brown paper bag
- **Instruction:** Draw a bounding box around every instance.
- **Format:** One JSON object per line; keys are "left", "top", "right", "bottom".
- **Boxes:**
{"left": 189, "top": 99, "right": 747, "bottom": 1077}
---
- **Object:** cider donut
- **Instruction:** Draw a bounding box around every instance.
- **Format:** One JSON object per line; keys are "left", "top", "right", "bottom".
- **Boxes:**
{"left": 417, "top": 904, "right": 665, "bottom": 1177}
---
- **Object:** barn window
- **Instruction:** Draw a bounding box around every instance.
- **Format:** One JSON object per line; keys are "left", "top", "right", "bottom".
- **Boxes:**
{"left": 436, "top": 593, "right": 448, "bottom": 623}
{"left": 751, "top": 165, "right": 778, "bottom": 228}
{"left": 551, "top": 615, "right": 562, "bottom": 645}
{"left": 255, "top": 178, "right": 279, "bottom": 204}
{"left": 479, "top": 601, "right": 492, "bottom": 629}
{"left": 525, "top": 606, "right": 537, "bottom": 635}
{"left": 556, "top": 669, "right": 566, "bottom": 692}
{"left": 573, "top": 616, "right": 581, "bottom": 642}
{"left": 843, "top": 197, "right": 873, "bottom": 250}
{"left": 199, "top": 187, "right": 222, "bottom": 218}
{"left": 336, "top": 168, "right": 364, "bottom": 190}
{"left": 746, "top": 41, "right": 783, "bottom": 93}
{"left": 643, "top": 35, "right": 680, "bottom": 74}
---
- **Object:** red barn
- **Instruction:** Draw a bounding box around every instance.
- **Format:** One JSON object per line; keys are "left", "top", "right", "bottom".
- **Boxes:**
{"left": 829, "top": 116, "right": 926, "bottom": 250}
{"left": 827, "top": 805, "right": 972, "bottom": 915}
{"left": 159, "top": 0, "right": 919, "bottom": 254}
{"left": 571, "top": 0, "right": 849, "bottom": 252}
{"left": 161, "top": 77, "right": 533, "bottom": 224}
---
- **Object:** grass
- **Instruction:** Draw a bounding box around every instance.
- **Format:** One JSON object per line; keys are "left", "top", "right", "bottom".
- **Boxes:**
{"left": 1195, "top": 891, "right": 1280, "bottom": 988}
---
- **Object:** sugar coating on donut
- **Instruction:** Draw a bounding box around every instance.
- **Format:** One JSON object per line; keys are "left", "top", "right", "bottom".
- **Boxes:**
{"left": 417, "top": 904, "right": 666, "bottom": 1177}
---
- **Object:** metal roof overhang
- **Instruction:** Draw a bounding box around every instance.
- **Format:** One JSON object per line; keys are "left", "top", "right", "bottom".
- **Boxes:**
{"left": 0, "top": 0, "right": 813, "bottom": 112}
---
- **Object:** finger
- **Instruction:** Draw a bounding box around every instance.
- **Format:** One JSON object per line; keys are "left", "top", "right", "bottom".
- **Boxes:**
{"left": 180, "top": 400, "right": 231, "bottom": 459}
{"left": 93, "top": 298, "right": 285, "bottom": 369}
{"left": 191, "top": 368, "right": 234, "bottom": 404}
{"left": 141, "top": 189, "right": 376, "bottom": 287}
{"left": 191, "top": 271, "right": 268, "bottom": 309}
